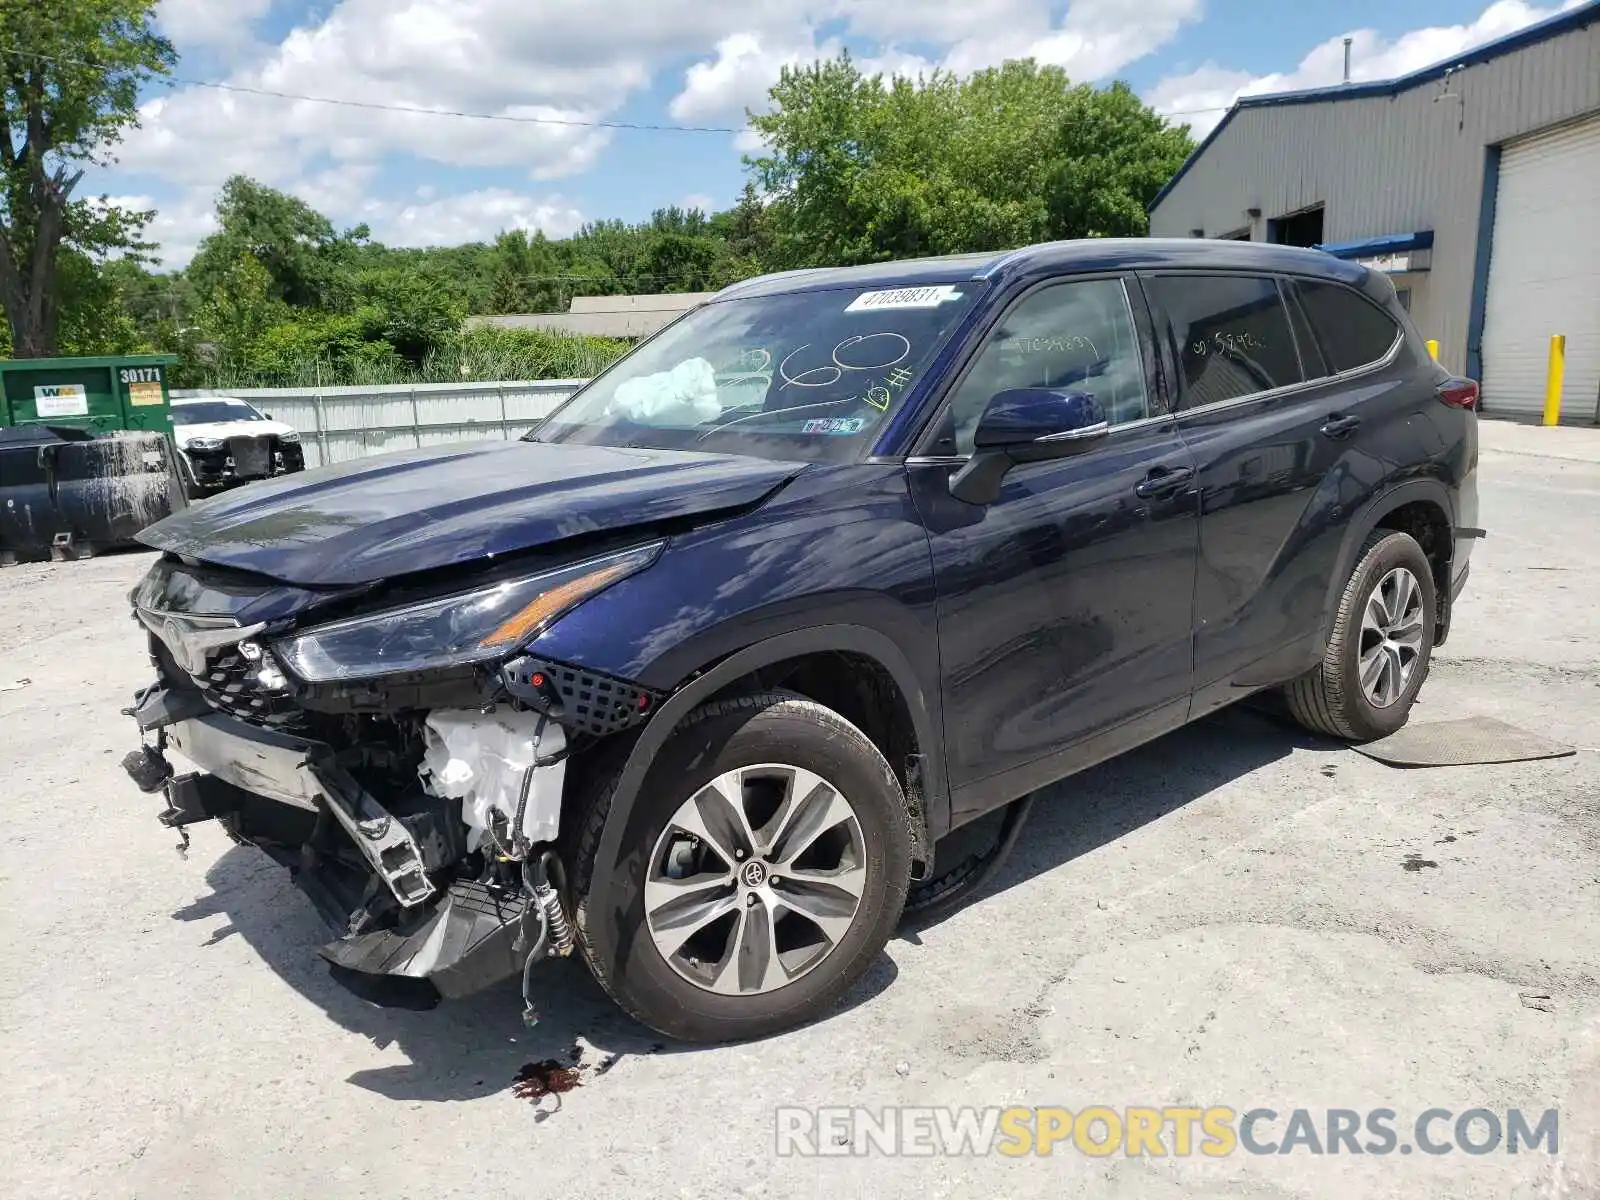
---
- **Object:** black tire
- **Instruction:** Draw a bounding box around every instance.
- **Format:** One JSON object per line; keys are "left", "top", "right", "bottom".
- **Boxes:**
{"left": 1285, "top": 530, "right": 1437, "bottom": 741}
{"left": 566, "top": 689, "right": 912, "bottom": 1043}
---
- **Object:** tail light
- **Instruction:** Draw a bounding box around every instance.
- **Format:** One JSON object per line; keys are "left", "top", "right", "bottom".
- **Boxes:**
{"left": 1436, "top": 378, "right": 1479, "bottom": 410}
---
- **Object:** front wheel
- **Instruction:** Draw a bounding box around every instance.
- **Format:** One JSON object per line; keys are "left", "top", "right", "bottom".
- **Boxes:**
{"left": 567, "top": 690, "right": 911, "bottom": 1043}
{"left": 1285, "top": 530, "right": 1437, "bottom": 741}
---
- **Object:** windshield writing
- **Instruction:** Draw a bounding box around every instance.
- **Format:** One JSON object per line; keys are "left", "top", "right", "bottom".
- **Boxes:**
{"left": 534, "top": 285, "right": 983, "bottom": 463}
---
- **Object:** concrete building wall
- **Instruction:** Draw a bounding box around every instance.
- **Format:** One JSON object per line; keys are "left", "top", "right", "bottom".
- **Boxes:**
{"left": 1149, "top": 19, "right": 1600, "bottom": 377}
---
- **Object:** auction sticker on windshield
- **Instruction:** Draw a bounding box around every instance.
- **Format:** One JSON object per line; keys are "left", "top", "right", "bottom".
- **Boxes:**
{"left": 846, "top": 285, "right": 963, "bottom": 312}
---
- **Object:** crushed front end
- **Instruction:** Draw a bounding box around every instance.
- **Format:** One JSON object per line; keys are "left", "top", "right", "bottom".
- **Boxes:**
{"left": 181, "top": 434, "right": 306, "bottom": 493}
{"left": 121, "top": 550, "right": 661, "bottom": 1013}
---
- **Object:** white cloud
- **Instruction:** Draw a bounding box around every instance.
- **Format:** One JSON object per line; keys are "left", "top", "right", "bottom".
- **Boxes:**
{"left": 155, "top": 0, "right": 273, "bottom": 53}
{"left": 1147, "top": 0, "right": 1585, "bottom": 138}
{"left": 1023, "top": 0, "right": 1203, "bottom": 81}
{"left": 669, "top": 31, "right": 820, "bottom": 123}
{"left": 669, "top": 0, "right": 1197, "bottom": 137}
{"left": 98, "top": 192, "right": 219, "bottom": 268}
{"left": 114, "top": 0, "right": 1223, "bottom": 263}
{"left": 676, "top": 193, "right": 718, "bottom": 213}
{"left": 124, "top": 0, "right": 807, "bottom": 193}
{"left": 361, "top": 189, "right": 586, "bottom": 248}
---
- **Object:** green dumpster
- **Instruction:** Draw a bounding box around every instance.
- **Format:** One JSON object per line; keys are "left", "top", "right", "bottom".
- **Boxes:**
{"left": 0, "top": 353, "right": 177, "bottom": 434}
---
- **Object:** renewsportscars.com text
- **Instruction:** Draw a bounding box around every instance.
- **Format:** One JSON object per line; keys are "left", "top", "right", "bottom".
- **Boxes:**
{"left": 775, "top": 1105, "right": 1560, "bottom": 1158}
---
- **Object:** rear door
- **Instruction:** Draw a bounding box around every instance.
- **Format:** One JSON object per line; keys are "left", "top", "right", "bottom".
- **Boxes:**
{"left": 1142, "top": 271, "right": 1410, "bottom": 713}
{"left": 907, "top": 274, "right": 1199, "bottom": 825}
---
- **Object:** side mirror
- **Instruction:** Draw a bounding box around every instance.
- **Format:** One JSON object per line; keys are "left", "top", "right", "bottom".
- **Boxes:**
{"left": 950, "top": 389, "right": 1109, "bottom": 505}
{"left": 263, "top": 412, "right": 273, "bottom": 420}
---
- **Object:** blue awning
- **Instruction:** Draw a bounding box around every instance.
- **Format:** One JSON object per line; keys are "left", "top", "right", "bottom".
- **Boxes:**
{"left": 1314, "top": 231, "right": 1435, "bottom": 259}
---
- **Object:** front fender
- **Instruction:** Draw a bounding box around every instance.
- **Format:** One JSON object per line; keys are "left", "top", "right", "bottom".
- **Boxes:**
{"left": 526, "top": 465, "right": 944, "bottom": 977}
{"left": 580, "top": 622, "right": 945, "bottom": 995}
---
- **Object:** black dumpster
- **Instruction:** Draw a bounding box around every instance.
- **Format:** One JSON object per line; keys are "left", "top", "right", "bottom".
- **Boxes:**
{"left": 0, "top": 424, "right": 180, "bottom": 562}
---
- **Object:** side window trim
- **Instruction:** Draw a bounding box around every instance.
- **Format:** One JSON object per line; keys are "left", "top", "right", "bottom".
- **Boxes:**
{"left": 1279, "top": 274, "right": 1330, "bottom": 380}
{"left": 1124, "top": 274, "right": 1174, "bottom": 421}
{"left": 907, "top": 271, "right": 1156, "bottom": 459}
{"left": 1276, "top": 275, "right": 1313, "bottom": 380}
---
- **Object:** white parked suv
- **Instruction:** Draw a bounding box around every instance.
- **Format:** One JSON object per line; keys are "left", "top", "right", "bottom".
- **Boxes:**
{"left": 169, "top": 396, "right": 306, "bottom": 498}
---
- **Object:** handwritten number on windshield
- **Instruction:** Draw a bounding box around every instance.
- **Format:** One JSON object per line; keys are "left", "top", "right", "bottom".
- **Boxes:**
{"left": 780, "top": 334, "right": 914, "bottom": 389}
{"left": 832, "top": 333, "right": 911, "bottom": 372}
{"left": 777, "top": 346, "right": 843, "bottom": 390}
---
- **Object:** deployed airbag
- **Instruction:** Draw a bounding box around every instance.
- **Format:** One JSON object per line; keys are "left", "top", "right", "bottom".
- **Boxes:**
{"left": 605, "top": 357, "right": 721, "bottom": 425}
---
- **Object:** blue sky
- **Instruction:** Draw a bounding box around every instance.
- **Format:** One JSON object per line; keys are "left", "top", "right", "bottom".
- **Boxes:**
{"left": 98, "top": 0, "right": 1587, "bottom": 267}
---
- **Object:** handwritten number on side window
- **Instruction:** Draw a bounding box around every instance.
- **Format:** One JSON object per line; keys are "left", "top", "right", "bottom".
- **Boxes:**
{"left": 1190, "top": 330, "right": 1265, "bottom": 359}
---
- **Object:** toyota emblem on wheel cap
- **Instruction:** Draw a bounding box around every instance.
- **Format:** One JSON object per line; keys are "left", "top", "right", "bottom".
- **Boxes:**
{"left": 740, "top": 860, "right": 767, "bottom": 888}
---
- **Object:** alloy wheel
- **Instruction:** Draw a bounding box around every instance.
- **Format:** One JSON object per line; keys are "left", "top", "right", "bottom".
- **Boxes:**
{"left": 1358, "top": 565, "right": 1426, "bottom": 709}
{"left": 645, "top": 764, "right": 868, "bottom": 996}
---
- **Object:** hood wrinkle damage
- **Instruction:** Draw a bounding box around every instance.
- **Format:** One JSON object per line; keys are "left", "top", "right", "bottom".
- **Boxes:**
{"left": 138, "top": 439, "right": 806, "bottom": 587}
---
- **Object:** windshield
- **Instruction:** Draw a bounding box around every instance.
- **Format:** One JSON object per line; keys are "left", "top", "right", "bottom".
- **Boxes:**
{"left": 171, "top": 401, "right": 266, "bottom": 425}
{"left": 532, "top": 283, "right": 984, "bottom": 462}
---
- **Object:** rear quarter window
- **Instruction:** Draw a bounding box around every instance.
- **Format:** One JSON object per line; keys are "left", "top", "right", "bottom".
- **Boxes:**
{"left": 1292, "top": 279, "right": 1402, "bottom": 373}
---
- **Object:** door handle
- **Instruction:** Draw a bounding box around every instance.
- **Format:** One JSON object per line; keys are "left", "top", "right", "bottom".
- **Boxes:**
{"left": 1320, "top": 414, "right": 1362, "bottom": 439}
{"left": 1134, "top": 465, "right": 1194, "bottom": 499}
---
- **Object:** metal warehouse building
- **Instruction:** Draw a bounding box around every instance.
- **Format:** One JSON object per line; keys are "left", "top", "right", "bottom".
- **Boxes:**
{"left": 1149, "top": 2, "right": 1600, "bottom": 422}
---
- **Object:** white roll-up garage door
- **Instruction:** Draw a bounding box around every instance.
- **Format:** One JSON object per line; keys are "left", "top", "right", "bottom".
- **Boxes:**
{"left": 1480, "top": 113, "right": 1600, "bottom": 420}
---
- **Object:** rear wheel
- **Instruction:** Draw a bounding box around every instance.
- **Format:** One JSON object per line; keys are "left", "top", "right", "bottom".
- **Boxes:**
{"left": 1286, "top": 530, "right": 1437, "bottom": 740}
{"left": 568, "top": 690, "right": 911, "bottom": 1043}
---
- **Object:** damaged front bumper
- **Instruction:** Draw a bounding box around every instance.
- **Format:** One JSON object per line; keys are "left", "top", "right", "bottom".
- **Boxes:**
{"left": 124, "top": 684, "right": 550, "bottom": 1010}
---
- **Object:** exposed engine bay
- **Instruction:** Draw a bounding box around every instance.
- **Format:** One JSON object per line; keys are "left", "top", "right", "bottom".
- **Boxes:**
{"left": 122, "top": 558, "right": 660, "bottom": 1017}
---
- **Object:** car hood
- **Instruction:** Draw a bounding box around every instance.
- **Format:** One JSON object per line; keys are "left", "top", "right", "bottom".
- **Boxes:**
{"left": 173, "top": 419, "right": 297, "bottom": 443}
{"left": 139, "top": 439, "right": 807, "bottom": 586}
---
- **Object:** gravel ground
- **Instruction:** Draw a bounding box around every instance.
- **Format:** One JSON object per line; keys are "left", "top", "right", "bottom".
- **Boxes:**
{"left": 2, "top": 421, "right": 1596, "bottom": 1199}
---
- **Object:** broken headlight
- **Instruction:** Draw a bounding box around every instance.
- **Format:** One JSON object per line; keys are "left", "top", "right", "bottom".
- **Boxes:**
{"left": 273, "top": 542, "right": 663, "bottom": 683}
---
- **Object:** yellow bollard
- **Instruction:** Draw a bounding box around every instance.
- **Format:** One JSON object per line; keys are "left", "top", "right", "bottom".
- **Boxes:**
{"left": 1426, "top": 339, "right": 1439, "bottom": 361}
{"left": 1543, "top": 334, "right": 1566, "bottom": 426}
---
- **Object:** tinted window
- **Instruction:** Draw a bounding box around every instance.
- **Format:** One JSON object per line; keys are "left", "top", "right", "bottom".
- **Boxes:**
{"left": 942, "top": 278, "right": 1152, "bottom": 454}
{"left": 1147, "top": 274, "right": 1303, "bottom": 408}
{"left": 1293, "top": 279, "right": 1402, "bottom": 373}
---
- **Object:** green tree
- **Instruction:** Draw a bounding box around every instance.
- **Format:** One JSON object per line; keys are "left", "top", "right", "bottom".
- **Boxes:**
{"left": 0, "top": 0, "right": 174, "bottom": 355}
{"left": 711, "top": 182, "right": 773, "bottom": 267}
{"left": 187, "top": 175, "right": 367, "bottom": 309}
{"left": 349, "top": 266, "right": 464, "bottom": 365}
{"left": 747, "top": 55, "right": 1193, "bottom": 268}
{"left": 486, "top": 228, "right": 566, "bottom": 314}
{"left": 54, "top": 246, "right": 147, "bottom": 353}
{"left": 194, "top": 251, "right": 283, "bottom": 366}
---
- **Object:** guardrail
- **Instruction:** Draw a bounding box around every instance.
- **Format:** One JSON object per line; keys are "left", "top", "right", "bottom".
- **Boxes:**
{"left": 170, "top": 379, "right": 588, "bottom": 469}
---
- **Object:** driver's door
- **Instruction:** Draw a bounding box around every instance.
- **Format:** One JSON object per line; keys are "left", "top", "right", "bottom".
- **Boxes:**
{"left": 906, "top": 275, "right": 1200, "bottom": 826}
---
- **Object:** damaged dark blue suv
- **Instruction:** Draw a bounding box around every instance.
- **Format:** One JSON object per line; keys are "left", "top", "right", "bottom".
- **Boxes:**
{"left": 123, "top": 239, "right": 1479, "bottom": 1042}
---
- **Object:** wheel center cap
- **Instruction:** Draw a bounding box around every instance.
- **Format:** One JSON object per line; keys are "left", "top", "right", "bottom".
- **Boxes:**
{"left": 740, "top": 860, "right": 768, "bottom": 888}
